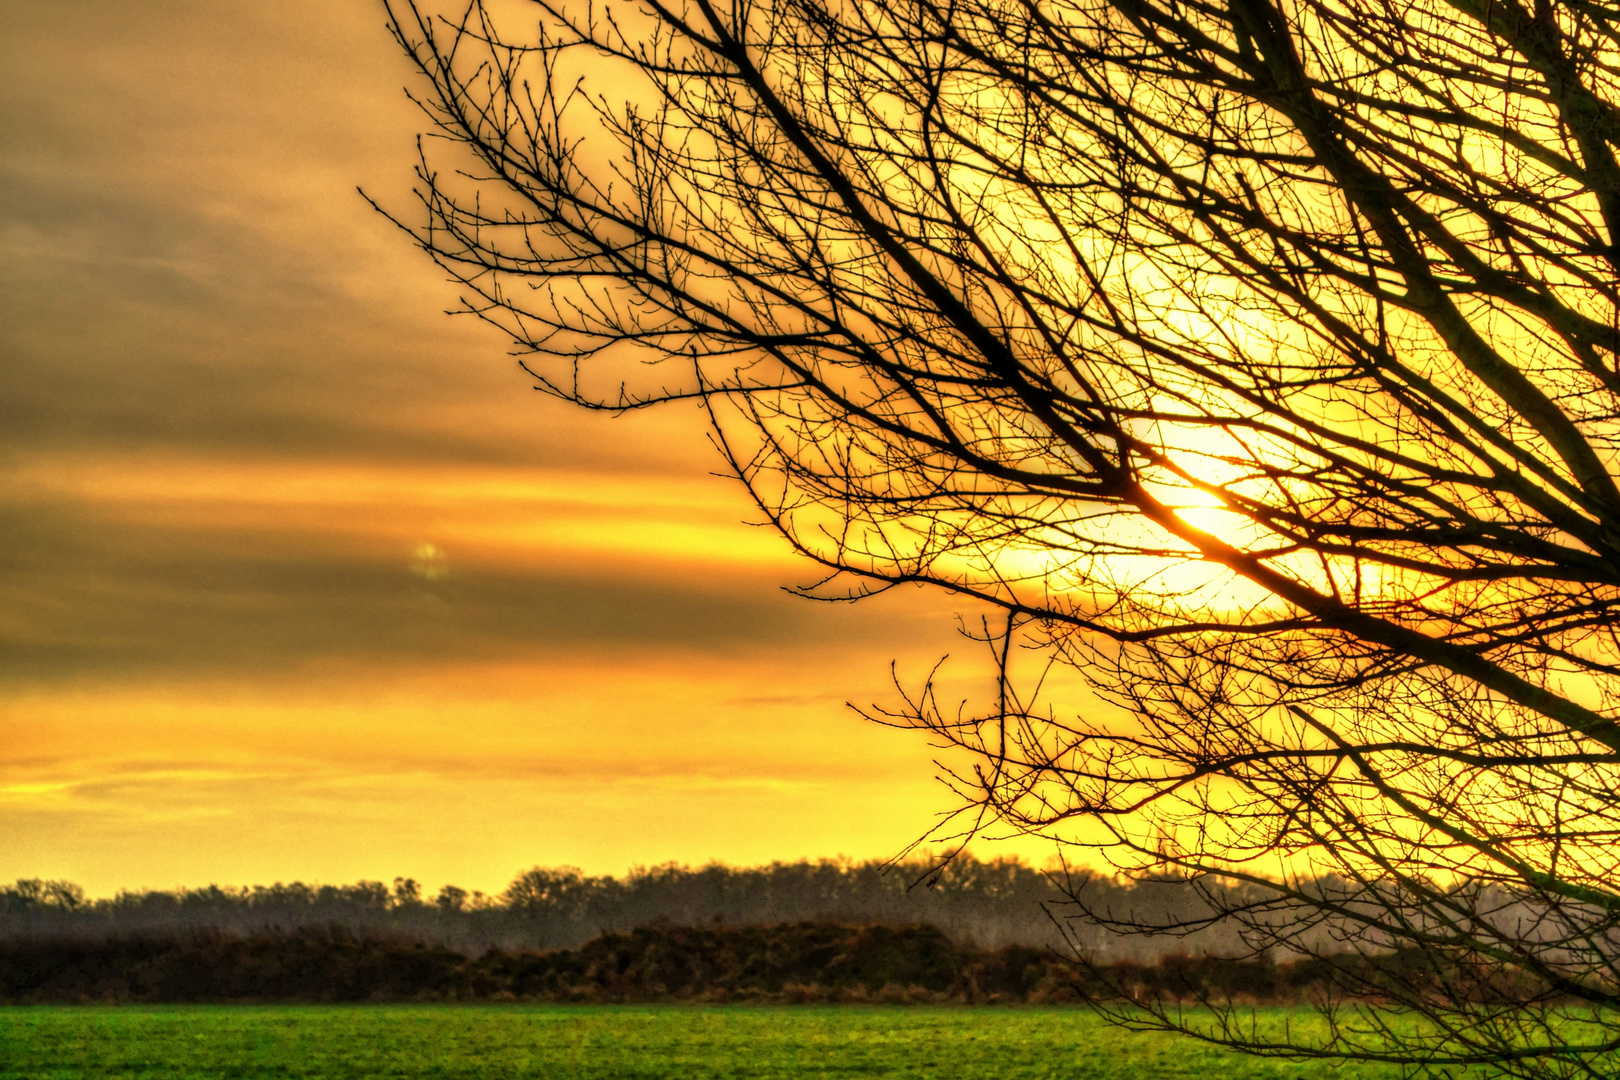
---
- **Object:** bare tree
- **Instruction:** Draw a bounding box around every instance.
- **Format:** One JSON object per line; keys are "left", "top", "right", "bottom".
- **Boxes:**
{"left": 378, "top": 0, "right": 1620, "bottom": 1072}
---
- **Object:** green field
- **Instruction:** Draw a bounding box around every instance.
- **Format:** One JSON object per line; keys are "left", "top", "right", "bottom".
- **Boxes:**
{"left": 0, "top": 1005, "right": 1412, "bottom": 1079}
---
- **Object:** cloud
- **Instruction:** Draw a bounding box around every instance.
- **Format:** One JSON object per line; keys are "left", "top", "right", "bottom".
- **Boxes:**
{"left": 0, "top": 0, "right": 990, "bottom": 887}
{"left": 0, "top": 0, "right": 723, "bottom": 474}
{"left": 0, "top": 0, "right": 839, "bottom": 686}
{"left": 0, "top": 486, "right": 932, "bottom": 684}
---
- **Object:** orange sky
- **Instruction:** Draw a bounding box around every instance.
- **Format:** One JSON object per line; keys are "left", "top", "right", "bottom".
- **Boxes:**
{"left": 0, "top": 0, "right": 1052, "bottom": 895}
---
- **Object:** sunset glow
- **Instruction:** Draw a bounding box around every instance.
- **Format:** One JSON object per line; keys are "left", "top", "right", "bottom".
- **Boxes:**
{"left": 0, "top": 0, "right": 1046, "bottom": 896}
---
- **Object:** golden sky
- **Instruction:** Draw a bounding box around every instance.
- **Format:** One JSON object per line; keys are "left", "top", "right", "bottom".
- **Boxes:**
{"left": 0, "top": 0, "right": 1039, "bottom": 895}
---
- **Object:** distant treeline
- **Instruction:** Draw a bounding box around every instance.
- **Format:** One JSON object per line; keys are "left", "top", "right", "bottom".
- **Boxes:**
{"left": 0, "top": 920, "right": 1419, "bottom": 1005}
{"left": 0, "top": 858, "right": 1280, "bottom": 961}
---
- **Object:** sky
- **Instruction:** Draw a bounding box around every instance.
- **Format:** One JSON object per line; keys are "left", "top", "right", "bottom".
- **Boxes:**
{"left": 0, "top": 0, "right": 1039, "bottom": 896}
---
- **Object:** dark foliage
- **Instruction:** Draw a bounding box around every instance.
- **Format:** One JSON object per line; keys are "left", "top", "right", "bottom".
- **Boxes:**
{"left": 0, "top": 929, "right": 468, "bottom": 1004}
{"left": 0, "top": 920, "right": 1460, "bottom": 1005}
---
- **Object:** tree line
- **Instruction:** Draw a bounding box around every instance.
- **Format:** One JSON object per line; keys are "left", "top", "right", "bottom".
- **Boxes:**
{"left": 0, "top": 856, "right": 1296, "bottom": 961}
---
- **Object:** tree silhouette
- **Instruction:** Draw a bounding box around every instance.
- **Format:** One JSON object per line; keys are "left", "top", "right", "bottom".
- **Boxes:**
{"left": 380, "top": 0, "right": 1620, "bottom": 1072}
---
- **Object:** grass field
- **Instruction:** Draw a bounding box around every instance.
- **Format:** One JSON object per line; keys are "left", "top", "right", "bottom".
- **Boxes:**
{"left": 0, "top": 1004, "right": 1416, "bottom": 1079}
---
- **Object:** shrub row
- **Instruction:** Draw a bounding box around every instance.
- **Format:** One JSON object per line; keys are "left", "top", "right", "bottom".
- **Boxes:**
{"left": 0, "top": 920, "right": 1440, "bottom": 1005}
